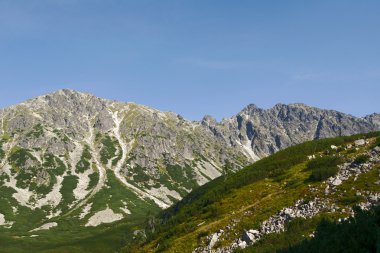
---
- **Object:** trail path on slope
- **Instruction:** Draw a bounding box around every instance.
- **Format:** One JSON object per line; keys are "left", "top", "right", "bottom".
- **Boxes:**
{"left": 110, "top": 108, "right": 170, "bottom": 209}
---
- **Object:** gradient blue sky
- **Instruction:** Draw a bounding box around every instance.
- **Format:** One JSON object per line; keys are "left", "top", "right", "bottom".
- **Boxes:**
{"left": 0, "top": 0, "right": 379, "bottom": 120}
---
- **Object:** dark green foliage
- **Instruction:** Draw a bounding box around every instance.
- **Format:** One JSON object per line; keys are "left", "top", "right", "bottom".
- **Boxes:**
{"left": 280, "top": 206, "right": 380, "bottom": 253}
{"left": 43, "top": 153, "right": 66, "bottom": 176}
{"left": 354, "top": 154, "right": 370, "bottom": 165}
{"left": 373, "top": 136, "right": 380, "bottom": 148}
{"left": 0, "top": 137, "right": 5, "bottom": 159}
{"left": 76, "top": 145, "right": 92, "bottom": 173}
{"left": 132, "top": 167, "right": 151, "bottom": 183}
{"left": 307, "top": 156, "right": 342, "bottom": 181}
{"left": 338, "top": 195, "right": 364, "bottom": 205}
{"left": 26, "top": 124, "right": 44, "bottom": 138}
{"left": 100, "top": 135, "right": 121, "bottom": 165}
{"left": 87, "top": 172, "right": 99, "bottom": 190}
{"left": 59, "top": 175, "right": 79, "bottom": 210}
{"left": 237, "top": 217, "right": 322, "bottom": 253}
{"left": 8, "top": 147, "right": 35, "bottom": 170}
{"left": 166, "top": 165, "right": 198, "bottom": 190}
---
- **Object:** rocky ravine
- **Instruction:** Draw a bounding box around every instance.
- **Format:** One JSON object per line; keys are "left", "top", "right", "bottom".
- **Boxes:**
{"left": 0, "top": 89, "right": 379, "bottom": 231}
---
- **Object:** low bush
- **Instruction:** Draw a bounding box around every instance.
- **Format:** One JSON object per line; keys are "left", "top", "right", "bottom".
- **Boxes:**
{"left": 307, "top": 156, "right": 342, "bottom": 181}
{"left": 354, "top": 155, "right": 370, "bottom": 165}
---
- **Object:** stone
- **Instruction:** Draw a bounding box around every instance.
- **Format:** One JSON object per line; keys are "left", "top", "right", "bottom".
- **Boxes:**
{"left": 331, "top": 177, "right": 342, "bottom": 186}
{"left": 208, "top": 233, "right": 221, "bottom": 249}
{"left": 355, "top": 139, "right": 366, "bottom": 146}
{"left": 238, "top": 240, "right": 247, "bottom": 249}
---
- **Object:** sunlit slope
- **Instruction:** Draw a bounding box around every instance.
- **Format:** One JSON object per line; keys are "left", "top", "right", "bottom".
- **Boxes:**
{"left": 131, "top": 132, "right": 380, "bottom": 253}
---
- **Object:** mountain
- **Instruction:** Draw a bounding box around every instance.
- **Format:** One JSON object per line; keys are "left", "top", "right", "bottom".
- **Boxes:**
{"left": 0, "top": 89, "right": 378, "bottom": 252}
{"left": 130, "top": 132, "right": 380, "bottom": 253}
{"left": 204, "top": 103, "right": 378, "bottom": 157}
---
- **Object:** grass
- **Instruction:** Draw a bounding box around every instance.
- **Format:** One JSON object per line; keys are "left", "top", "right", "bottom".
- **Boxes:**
{"left": 1, "top": 131, "right": 380, "bottom": 253}
{"left": 59, "top": 175, "right": 79, "bottom": 212}
{"left": 76, "top": 145, "right": 92, "bottom": 173}
{"left": 0, "top": 170, "right": 162, "bottom": 253}
{"left": 26, "top": 124, "right": 44, "bottom": 138}
{"left": 99, "top": 135, "right": 121, "bottom": 165}
{"left": 236, "top": 215, "right": 326, "bottom": 253}
{"left": 131, "top": 132, "right": 380, "bottom": 253}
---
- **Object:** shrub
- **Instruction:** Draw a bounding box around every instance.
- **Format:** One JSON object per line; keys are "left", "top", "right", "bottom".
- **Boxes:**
{"left": 374, "top": 137, "right": 380, "bottom": 147}
{"left": 354, "top": 155, "right": 370, "bottom": 165}
{"left": 338, "top": 195, "right": 364, "bottom": 205}
{"left": 307, "top": 156, "right": 342, "bottom": 181}
{"left": 279, "top": 206, "right": 380, "bottom": 253}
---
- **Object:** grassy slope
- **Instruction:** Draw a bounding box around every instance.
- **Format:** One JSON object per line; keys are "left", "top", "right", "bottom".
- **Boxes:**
{"left": 129, "top": 132, "right": 380, "bottom": 253}
{"left": 0, "top": 171, "right": 161, "bottom": 253}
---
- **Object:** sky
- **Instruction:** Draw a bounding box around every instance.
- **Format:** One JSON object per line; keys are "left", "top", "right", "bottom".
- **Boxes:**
{"left": 0, "top": 0, "right": 379, "bottom": 121}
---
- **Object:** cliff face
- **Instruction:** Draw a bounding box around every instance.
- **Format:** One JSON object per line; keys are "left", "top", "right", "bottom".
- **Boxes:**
{"left": 204, "top": 103, "right": 378, "bottom": 158}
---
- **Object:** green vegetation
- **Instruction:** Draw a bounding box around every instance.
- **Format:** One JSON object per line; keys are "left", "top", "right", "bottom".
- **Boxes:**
{"left": 86, "top": 172, "right": 99, "bottom": 190}
{"left": 99, "top": 135, "right": 121, "bottom": 165}
{"left": 280, "top": 206, "right": 380, "bottom": 253}
{"left": 0, "top": 136, "right": 5, "bottom": 159}
{"left": 26, "top": 124, "right": 44, "bottom": 138}
{"left": 8, "top": 147, "right": 36, "bottom": 172}
{"left": 373, "top": 136, "right": 380, "bottom": 148}
{"left": 43, "top": 154, "right": 66, "bottom": 176}
{"left": 59, "top": 175, "right": 79, "bottom": 211}
{"left": 236, "top": 216, "right": 324, "bottom": 253}
{"left": 1, "top": 131, "right": 379, "bottom": 253}
{"left": 76, "top": 145, "right": 92, "bottom": 173}
{"left": 129, "top": 131, "right": 380, "bottom": 253}
{"left": 307, "top": 156, "right": 342, "bottom": 181}
{"left": 354, "top": 154, "right": 370, "bottom": 165}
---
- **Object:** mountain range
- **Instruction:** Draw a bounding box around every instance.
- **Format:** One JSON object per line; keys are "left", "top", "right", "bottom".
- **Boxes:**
{"left": 0, "top": 89, "right": 379, "bottom": 253}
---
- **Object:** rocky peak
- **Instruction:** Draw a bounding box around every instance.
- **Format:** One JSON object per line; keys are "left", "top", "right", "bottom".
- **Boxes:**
{"left": 201, "top": 115, "right": 217, "bottom": 126}
{"left": 365, "top": 113, "right": 380, "bottom": 128}
{"left": 239, "top": 104, "right": 261, "bottom": 116}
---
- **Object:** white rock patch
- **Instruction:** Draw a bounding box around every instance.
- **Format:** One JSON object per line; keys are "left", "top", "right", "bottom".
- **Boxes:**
{"left": 30, "top": 222, "right": 58, "bottom": 232}
{"left": 120, "top": 201, "right": 131, "bottom": 215}
{"left": 35, "top": 175, "right": 63, "bottom": 209}
{"left": 79, "top": 203, "right": 92, "bottom": 219}
{"left": 73, "top": 169, "right": 92, "bottom": 200}
{"left": 236, "top": 140, "right": 260, "bottom": 161}
{"left": 194, "top": 160, "right": 222, "bottom": 185}
{"left": 47, "top": 210, "right": 62, "bottom": 219}
{"left": 0, "top": 213, "right": 7, "bottom": 225}
{"left": 85, "top": 208, "right": 123, "bottom": 227}
{"left": 146, "top": 186, "right": 182, "bottom": 205}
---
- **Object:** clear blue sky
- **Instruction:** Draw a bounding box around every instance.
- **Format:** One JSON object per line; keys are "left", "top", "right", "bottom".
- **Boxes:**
{"left": 0, "top": 0, "right": 379, "bottom": 120}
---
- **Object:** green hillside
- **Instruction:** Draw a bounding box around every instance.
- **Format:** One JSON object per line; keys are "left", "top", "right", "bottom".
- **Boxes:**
{"left": 127, "top": 132, "right": 380, "bottom": 253}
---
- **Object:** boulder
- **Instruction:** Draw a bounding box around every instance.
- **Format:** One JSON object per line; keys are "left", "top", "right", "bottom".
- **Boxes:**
{"left": 355, "top": 139, "right": 365, "bottom": 146}
{"left": 331, "top": 177, "right": 342, "bottom": 186}
{"left": 238, "top": 240, "right": 247, "bottom": 249}
{"left": 208, "top": 233, "right": 220, "bottom": 249}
